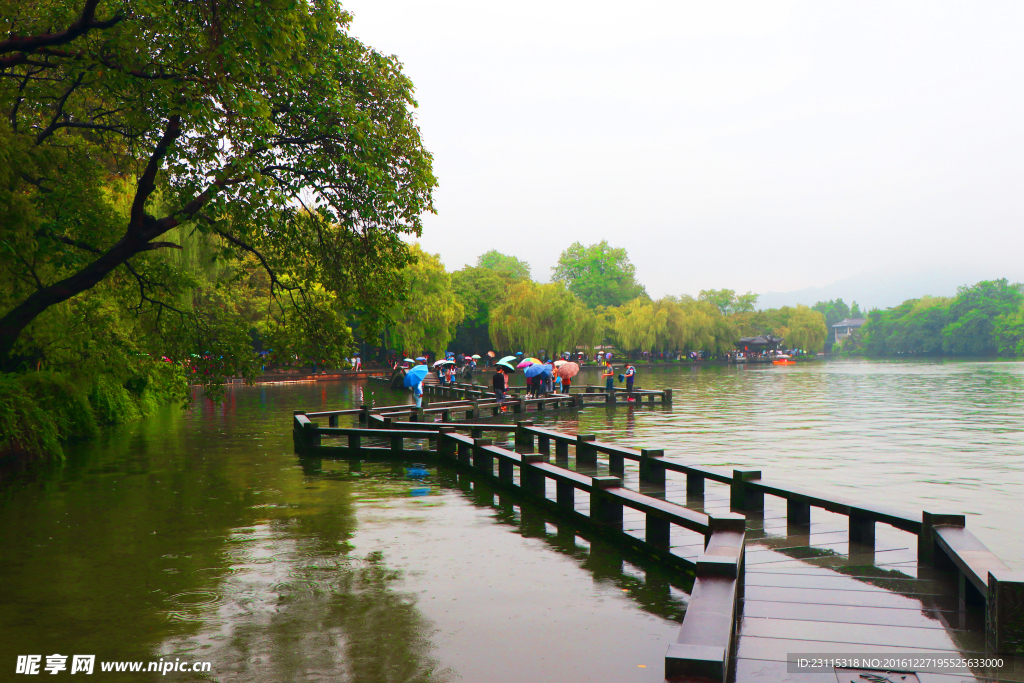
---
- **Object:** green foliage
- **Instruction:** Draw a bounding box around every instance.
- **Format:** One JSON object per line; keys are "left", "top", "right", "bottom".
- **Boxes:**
{"left": 603, "top": 297, "right": 736, "bottom": 354}
{"left": 994, "top": 303, "right": 1024, "bottom": 355}
{"left": 17, "top": 371, "right": 98, "bottom": 440}
{"left": 489, "top": 281, "right": 602, "bottom": 357}
{"left": 388, "top": 245, "right": 464, "bottom": 357}
{"left": 860, "top": 280, "right": 1023, "bottom": 356}
{"left": 551, "top": 241, "right": 646, "bottom": 308}
{"left": 476, "top": 250, "right": 532, "bottom": 280}
{"left": 1, "top": 0, "right": 436, "bottom": 386}
{"left": 89, "top": 375, "right": 141, "bottom": 426}
{"left": 698, "top": 289, "right": 759, "bottom": 315}
{"left": 0, "top": 373, "right": 63, "bottom": 462}
{"left": 814, "top": 299, "right": 853, "bottom": 327}
{"left": 782, "top": 305, "right": 828, "bottom": 352}
{"left": 450, "top": 265, "right": 519, "bottom": 351}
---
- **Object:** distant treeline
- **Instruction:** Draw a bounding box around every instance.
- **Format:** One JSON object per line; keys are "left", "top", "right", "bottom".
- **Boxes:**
{"left": 385, "top": 246, "right": 1024, "bottom": 361}
{"left": 834, "top": 279, "right": 1024, "bottom": 357}
{"left": 384, "top": 244, "right": 829, "bottom": 357}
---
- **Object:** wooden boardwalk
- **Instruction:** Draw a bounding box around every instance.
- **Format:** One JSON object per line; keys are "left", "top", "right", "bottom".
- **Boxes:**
{"left": 292, "top": 405, "right": 1024, "bottom": 683}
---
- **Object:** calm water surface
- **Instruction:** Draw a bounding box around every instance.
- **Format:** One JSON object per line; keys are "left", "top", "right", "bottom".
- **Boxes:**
{"left": 535, "top": 359, "right": 1023, "bottom": 569}
{"left": 0, "top": 359, "right": 1021, "bottom": 681}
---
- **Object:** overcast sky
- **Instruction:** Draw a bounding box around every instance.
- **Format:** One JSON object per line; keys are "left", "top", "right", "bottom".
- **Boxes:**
{"left": 344, "top": 1, "right": 1024, "bottom": 303}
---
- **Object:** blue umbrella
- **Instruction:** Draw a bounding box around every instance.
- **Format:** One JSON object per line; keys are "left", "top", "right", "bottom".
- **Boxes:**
{"left": 524, "top": 363, "right": 552, "bottom": 378}
{"left": 404, "top": 365, "right": 429, "bottom": 388}
{"left": 415, "top": 356, "right": 426, "bottom": 362}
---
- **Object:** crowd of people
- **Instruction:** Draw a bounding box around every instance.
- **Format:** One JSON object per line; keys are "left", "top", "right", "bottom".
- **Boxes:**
{"left": 391, "top": 350, "right": 645, "bottom": 409}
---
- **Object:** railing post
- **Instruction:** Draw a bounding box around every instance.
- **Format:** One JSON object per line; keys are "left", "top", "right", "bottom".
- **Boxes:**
{"left": 515, "top": 421, "right": 535, "bottom": 452}
{"left": 686, "top": 472, "right": 705, "bottom": 496}
{"left": 647, "top": 514, "right": 671, "bottom": 550}
{"left": 293, "top": 411, "right": 306, "bottom": 453}
{"left": 499, "top": 455, "right": 514, "bottom": 484}
{"left": 555, "top": 438, "right": 569, "bottom": 464}
{"left": 591, "top": 476, "right": 623, "bottom": 529}
{"left": 787, "top": 497, "right": 811, "bottom": 527}
{"left": 359, "top": 404, "right": 369, "bottom": 423}
{"left": 390, "top": 433, "right": 403, "bottom": 454}
{"left": 556, "top": 480, "right": 574, "bottom": 510}
{"left": 472, "top": 438, "right": 494, "bottom": 476}
{"left": 521, "top": 454, "right": 545, "bottom": 497}
{"left": 919, "top": 512, "right": 966, "bottom": 565}
{"left": 609, "top": 449, "right": 624, "bottom": 476}
{"left": 303, "top": 420, "right": 321, "bottom": 450}
{"left": 348, "top": 432, "right": 361, "bottom": 453}
{"left": 730, "top": 469, "right": 762, "bottom": 511}
{"left": 576, "top": 434, "right": 597, "bottom": 464}
{"left": 458, "top": 438, "right": 472, "bottom": 466}
{"left": 438, "top": 428, "right": 457, "bottom": 458}
{"left": 328, "top": 413, "right": 339, "bottom": 427}
{"left": 537, "top": 434, "right": 550, "bottom": 457}
{"left": 639, "top": 449, "right": 665, "bottom": 485}
{"left": 987, "top": 570, "right": 1024, "bottom": 654}
{"left": 849, "top": 509, "right": 876, "bottom": 549}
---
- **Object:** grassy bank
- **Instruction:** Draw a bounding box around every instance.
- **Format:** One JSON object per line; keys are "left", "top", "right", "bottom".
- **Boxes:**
{"left": 0, "top": 365, "right": 186, "bottom": 464}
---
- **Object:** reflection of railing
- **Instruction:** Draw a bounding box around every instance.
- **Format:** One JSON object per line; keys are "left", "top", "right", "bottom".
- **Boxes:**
{"left": 292, "top": 412, "right": 745, "bottom": 680}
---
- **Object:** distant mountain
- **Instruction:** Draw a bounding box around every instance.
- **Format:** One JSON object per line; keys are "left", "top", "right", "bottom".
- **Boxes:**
{"left": 757, "top": 266, "right": 1024, "bottom": 311}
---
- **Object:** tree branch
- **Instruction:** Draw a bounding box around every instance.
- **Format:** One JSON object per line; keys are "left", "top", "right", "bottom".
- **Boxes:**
{"left": 0, "top": 1, "right": 124, "bottom": 61}
{"left": 34, "top": 72, "right": 85, "bottom": 144}
{"left": 210, "top": 225, "right": 301, "bottom": 297}
{"left": 129, "top": 114, "right": 181, "bottom": 231}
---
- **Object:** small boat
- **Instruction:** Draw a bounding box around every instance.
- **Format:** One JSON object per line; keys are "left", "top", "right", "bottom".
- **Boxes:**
{"left": 772, "top": 354, "right": 796, "bottom": 365}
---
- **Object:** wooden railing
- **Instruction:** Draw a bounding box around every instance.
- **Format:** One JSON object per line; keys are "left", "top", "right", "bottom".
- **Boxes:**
{"left": 292, "top": 408, "right": 1024, "bottom": 675}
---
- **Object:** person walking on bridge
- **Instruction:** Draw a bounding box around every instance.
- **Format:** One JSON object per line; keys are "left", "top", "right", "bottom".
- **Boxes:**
{"left": 625, "top": 363, "right": 636, "bottom": 401}
{"left": 493, "top": 366, "right": 507, "bottom": 409}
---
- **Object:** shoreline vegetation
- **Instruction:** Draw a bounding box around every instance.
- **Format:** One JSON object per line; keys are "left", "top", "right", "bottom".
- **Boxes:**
{"left": 1, "top": 4, "right": 1023, "bottom": 465}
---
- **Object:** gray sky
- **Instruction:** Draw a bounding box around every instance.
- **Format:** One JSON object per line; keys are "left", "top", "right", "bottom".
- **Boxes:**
{"left": 344, "top": 1, "right": 1024, "bottom": 304}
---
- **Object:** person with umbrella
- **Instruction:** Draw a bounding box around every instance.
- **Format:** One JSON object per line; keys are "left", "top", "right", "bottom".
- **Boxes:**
{"left": 624, "top": 362, "right": 637, "bottom": 400}
{"left": 493, "top": 365, "right": 507, "bottom": 406}
{"left": 557, "top": 360, "right": 579, "bottom": 393}
{"left": 404, "top": 364, "right": 429, "bottom": 408}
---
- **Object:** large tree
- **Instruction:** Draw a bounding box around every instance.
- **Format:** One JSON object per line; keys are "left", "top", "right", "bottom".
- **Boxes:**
{"left": 0, "top": 0, "right": 436, "bottom": 370}
{"left": 476, "top": 250, "right": 531, "bottom": 280}
{"left": 387, "top": 244, "right": 464, "bottom": 358}
{"left": 551, "top": 241, "right": 645, "bottom": 308}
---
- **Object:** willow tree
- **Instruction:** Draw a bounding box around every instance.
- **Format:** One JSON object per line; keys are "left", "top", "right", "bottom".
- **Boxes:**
{"left": 656, "top": 298, "right": 736, "bottom": 354}
{"left": 489, "top": 281, "right": 601, "bottom": 357}
{"left": 0, "top": 0, "right": 436, "bottom": 377}
{"left": 387, "top": 245, "right": 464, "bottom": 358}
{"left": 609, "top": 298, "right": 667, "bottom": 352}
{"left": 784, "top": 305, "right": 828, "bottom": 352}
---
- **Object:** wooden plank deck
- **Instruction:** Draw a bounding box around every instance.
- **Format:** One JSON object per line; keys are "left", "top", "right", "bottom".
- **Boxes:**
{"left": 559, "top": 454, "right": 1024, "bottom": 682}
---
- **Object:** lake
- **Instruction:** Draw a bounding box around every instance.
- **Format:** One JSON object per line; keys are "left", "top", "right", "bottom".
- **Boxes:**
{"left": 0, "top": 359, "right": 1020, "bottom": 681}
